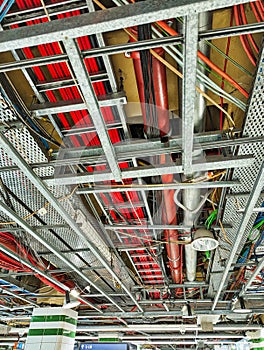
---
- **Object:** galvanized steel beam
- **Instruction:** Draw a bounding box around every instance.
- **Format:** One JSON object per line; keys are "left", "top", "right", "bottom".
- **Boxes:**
{"left": 0, "top": 202, "right": 105, "bottom": 313}
{"left": 0, "top": 242, "right": 68, "bottom": 299}
{"left": 0, "top": 287, "right": 37, "bottom": 307}
{"left": 36, "top": 73, "right": 109, "bottom": 92}
{"left": 76, "top": 322, "right": 262, "bottom": 330}
{"left": 105, "top": 224, "right": 231, "bottom": 231}
{"left": 77, "top": 181, "right": 240, "bottom": 194}
{"left": 0, "top": 0, "right": 256, "bottom": 52}
{"left": 239, "top": 256, "right": 264, "bottom": 296}
{"left": 182, "top": 14, "right": 199, "bottom": 175}
{"left": 0, "top": 54, "right": 67, "bottom": 72}
{"left": 199, "top": 22, "right": 264, "bottom": 41}
{"left": 45, "top": 155, "right": 254, "bottom": 185}
{"left": 82, "top": 35, "right": 182, "bottom": 58}
{"left": 30, "top": 92, "right": 126, "bottom": 117}
{"left": 2, "top": 132, "right": 261, "bottom": 173}
{"left": 63, "top": 38, "right": 121, "bottom": 180}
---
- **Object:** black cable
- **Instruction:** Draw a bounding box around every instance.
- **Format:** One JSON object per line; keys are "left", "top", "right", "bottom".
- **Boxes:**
{"left": 0, "top": 74, "right": 63, "bottom": 149}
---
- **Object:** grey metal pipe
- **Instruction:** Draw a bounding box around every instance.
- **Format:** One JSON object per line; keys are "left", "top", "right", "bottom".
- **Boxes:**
{"left": 183, "top": 12, "right": 212, "bottom": 282}
{"left": 7, "top": 323, "right": 263, "bottom": 334}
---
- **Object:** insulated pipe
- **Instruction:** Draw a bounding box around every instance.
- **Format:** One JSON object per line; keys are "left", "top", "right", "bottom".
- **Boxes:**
{"left": 161, "top": 161, "right": 182, "bottom": 283}
{"left": 183, "top": 12, "right": 211, "bottom": 282}
{"left": 129, "top": 34, "right": 170, "bottom": 138}
{"left": 129, "top": 28, "right": 181, "bottom": 283}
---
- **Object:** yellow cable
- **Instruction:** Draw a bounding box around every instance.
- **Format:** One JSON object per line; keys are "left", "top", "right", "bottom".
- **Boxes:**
{"left": 0, "top": 186, "right": 78, "bottom": 226}
{"left": 113, "top": 230, "right": 191, "bottom": 245}
{"left": 84, "top": 171, "right": 228, "bottom": 190}
{"left": 211, "top": 188, "right": 232, "bottom": 246}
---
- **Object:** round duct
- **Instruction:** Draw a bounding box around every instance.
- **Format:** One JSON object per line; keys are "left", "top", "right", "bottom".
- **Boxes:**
{"left": 191, "top": 229, "right": 219, "bottom": 251}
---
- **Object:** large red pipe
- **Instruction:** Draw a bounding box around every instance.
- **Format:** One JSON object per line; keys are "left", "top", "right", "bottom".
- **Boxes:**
{"left": 129, "top": 30, "right": 182, "bottom": 283}
{"left": 161, "top": 158, "right": 182, "bottom": 284}
{"left": 129, "top": 35, "right": 170, "bottom": 138}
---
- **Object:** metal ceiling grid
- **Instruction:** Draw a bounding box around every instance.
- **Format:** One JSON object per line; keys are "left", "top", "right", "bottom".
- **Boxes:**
{"left": 0, "top": 2, "right": 141, "bottom": 309}
{"left": 0, "top": 0, "right": 262, "bottom": 290}
{"left": 0, "top": 0, "right": 263, "bottom": 347}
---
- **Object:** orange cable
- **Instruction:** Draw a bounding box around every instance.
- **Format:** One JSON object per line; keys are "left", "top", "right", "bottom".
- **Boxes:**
{"left": 234, "top": 5, "right": 256, "bottom": 66}
{"left": 256, "top": 0, "right": 264, "bottom": 21}
{"left": 250, "top": 1, "right": 262, "bottom": 22}
{"left": 156, "top": 20, "right": 249, "bottom": 97}
{"left": 239, "top": 4, "right": 259, "bottom": 54}
{"left": 93, "top": 0, "right": 249, "bottom": 98}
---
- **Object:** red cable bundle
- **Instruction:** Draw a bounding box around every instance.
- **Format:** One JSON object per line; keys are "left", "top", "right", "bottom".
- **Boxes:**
{"left": 0, "top": 231, "right": 75, "bottom": 294}
{"left": 234, "top": 5, "right": 256, "bottom": 66}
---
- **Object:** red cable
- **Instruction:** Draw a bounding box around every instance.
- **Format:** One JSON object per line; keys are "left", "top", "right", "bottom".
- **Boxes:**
{"left": 155, "top": 20, "right": 249, "bottom": 98}
{"left": 250, "top": 1, "right": 262, "bottom": 22}
{"left": 256, "top": 0, "right": 264, "bottom": 21}
{"left": 234, "top": 5, "right": 256, "bottom": 66}
{"left": 239, "top": 4, "right": 259, "bottom": 54}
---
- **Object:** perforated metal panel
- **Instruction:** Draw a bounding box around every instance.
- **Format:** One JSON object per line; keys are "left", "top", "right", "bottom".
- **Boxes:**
{"left": 0, "top": 91, "right": 17, "bottom": 122}
{"left": 0, "top": 98, "right": 134, "bottom": 296}
{"left": 208, "top": 46, "right": 264, "bottom": 296}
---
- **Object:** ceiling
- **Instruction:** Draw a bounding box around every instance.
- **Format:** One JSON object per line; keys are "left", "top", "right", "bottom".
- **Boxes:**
{"left": 0, "top": 0, "right": 263, "bottom": 348}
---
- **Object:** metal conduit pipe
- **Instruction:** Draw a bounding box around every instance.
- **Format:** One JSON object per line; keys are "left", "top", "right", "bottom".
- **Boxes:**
{"left": 129, "top": 29, "right": 181, "bottom": 283}
{"left": 7, "top": 324, "right": 263, "bottom": 334}
{"left": 183, "top": 12, "right": 212, "bottom": 282}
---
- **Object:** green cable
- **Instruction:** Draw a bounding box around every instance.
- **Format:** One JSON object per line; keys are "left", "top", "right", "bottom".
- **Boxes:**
{"left": 204, "top": 210, "right": 218, "bottom": 260}
{"left": 205, "top": 209, "right": 218, "bottom": 229}
{"left": 246, "top": 218, "right": 264, "bottom": 244}
{"left": 253, "top": 218, "right": 264, "bottom": 230}
{"left": 163, "top": 18, "right": 252, "bottom": 84}
{"left": 205, "top": 41, "right": 253, "bottom": 77}
{"left": 205, "top": 251, "right": 211, "bottom": 259}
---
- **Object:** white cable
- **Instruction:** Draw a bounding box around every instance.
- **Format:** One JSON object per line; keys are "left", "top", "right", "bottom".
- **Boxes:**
{"left": 174, "top": 188, "right": 212, "bottom": 214}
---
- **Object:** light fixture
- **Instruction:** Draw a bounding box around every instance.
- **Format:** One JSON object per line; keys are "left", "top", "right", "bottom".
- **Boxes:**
{"left": 63, "top": 291, "right": 80, "bottom": 309}
{"left": 85, "top": 285, "right": 91, "bottom": 293}
{"left": 191, "top": 228, "right": 219, "bottom": 251}
{"left": 232, "top": 297, "right": 252, "bottom": 314}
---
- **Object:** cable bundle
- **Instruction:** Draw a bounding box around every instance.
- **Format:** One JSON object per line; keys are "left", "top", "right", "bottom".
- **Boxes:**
{"left": 0, "top": 0, "right": 15, "bottom": 22}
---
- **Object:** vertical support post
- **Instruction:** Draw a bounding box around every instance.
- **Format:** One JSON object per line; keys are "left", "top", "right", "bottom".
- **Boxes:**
{"left": 182, "top": 13, "right": 199, "bottom": 176}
